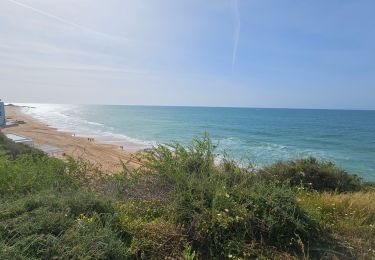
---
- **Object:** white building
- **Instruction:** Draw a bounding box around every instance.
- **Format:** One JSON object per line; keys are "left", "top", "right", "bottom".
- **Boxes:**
{"left": 4, "top": 133, "right": 34, "bottom": 146}
{"left": 0, "top": 101, "right": 5, "bottom": 126}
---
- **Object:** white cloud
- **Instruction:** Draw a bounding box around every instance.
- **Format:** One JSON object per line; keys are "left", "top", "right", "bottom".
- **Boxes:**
{"left": 0, "top": 0, "right": 254, "bottom": 106}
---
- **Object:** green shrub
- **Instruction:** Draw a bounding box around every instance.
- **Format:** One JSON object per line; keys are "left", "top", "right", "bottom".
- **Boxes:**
{"left": 260, "top": 157, "right": 363, "bottom": 192}
{"left": 0, "top": 140, "right": 105, "bottom": 196}
{"left": 0, "top": 153, "right": 67, "bottom": 195}
{"left": 0, "top": 191, "right": 129, "bottom": 259}
{"left": 0, "top": 134, "right": 43, "bottom": 159}
{"left": 0, "top": 133, "right": 76, "bottom": 195}
{"left": 65, "top": 156, "right": 105, "bottom": 188}
{"left": 141, "top": 135, "right": 323, "bottom": 258}
{"left": 0, "top": 132, "right": 371, "bottom": 259}
{"left": 118, "top": 200, "right": 187, "bottom": 259}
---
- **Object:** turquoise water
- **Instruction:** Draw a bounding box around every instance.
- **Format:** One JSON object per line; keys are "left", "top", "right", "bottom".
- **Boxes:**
{"left": 23, "top": 104, "right": 375, "bottom": 180}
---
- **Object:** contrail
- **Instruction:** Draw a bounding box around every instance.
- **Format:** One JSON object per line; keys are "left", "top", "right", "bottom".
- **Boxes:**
{"left": 5, "top": 0, "right": 129, "bottom": 42}
{"left": 232, "top": 0, "right": 241, "bottom": 69}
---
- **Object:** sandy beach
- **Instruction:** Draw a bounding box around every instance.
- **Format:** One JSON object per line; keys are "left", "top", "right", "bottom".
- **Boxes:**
{"left": 2, "top": 105, "right": 140, "bottom": 173}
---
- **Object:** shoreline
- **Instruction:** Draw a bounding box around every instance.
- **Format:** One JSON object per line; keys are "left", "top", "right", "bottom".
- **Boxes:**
{"left": 18, "top": 104, "right": 151, "bottom": 152}
{"left": 2, "top": 105, "right": 140, "bottom": 172}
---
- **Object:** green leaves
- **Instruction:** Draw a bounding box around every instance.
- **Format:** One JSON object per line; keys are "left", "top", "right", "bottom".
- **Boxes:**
{"left": 260, "top": 157, "right": 363, "bottom": 192}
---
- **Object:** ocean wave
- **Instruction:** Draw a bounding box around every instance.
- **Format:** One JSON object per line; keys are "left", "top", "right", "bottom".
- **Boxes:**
{"left": 17, "top": 105, "right": 335, "bottom": 159}
{"left": 14, "top": 103, "right": 374, "bottom": 180}
{"left": 19, "top": 103, "right": 155, "bottom": 151}
{"left": 86, "top": 121, "right": 104, "bottom": 126}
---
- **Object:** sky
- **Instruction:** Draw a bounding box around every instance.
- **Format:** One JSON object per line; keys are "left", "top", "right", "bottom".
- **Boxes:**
{"left": 0, "top": 0, "right": 374, "bottom": 109}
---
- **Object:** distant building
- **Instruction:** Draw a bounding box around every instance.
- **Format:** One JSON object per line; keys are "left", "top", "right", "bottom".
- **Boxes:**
{"left": 4, "top": 133, "right": 34, "bottom": 146}
{"left": 0, "top": 100, "right": 5, "bottom": 126}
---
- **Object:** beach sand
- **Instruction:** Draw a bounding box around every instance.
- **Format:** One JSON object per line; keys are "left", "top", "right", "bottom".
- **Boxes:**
{"left": 2, "top": 105, "right": 140, "bottom": 173}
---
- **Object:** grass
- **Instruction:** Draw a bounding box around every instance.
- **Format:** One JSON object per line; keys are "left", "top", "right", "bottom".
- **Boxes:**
{"left": 138, "top": 136, "right": 324, "bottom": 258}
{"left": 0, "top": 135, "right": 130, "bottom": 259}
{"left": 0, "top": 192, "right": 129, "bottom": 259}
{"left": 298, "top": 191, "right": 375, "bottom": 259}
{"left": 0, "top": 132, "right": 374, "bottom": 259}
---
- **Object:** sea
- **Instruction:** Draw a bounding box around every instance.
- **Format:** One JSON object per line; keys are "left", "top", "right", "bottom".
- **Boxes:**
{"left": 19, "top": 104, "right": 375, "bottom": 180}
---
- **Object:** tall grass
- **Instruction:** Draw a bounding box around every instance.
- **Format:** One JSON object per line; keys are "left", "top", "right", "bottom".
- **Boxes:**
{"left": 0, "top": 134, "right": 43, "bottom": 159}
{"left": 0, "top": 133, "right": 373, "bottom": 259}
{"left": 138, "top": 135, "right": 325, "bottom": 258}
{"left": 0, "top": 134, "right": 131, "bottom": 259}
{"left": 299, "top": 191, "right": 375, "bottom": 258}
{"left": 0, "top": 192, "right": 129, "bottom": 259}
{"left": 0, "top": 153, "right": 66, "bottom": 195}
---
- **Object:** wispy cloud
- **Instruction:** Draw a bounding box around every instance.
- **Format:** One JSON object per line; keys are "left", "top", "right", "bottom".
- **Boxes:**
{"left": 5, "top": 0, "right": 131, "bottom": 43}
{"left": 232, "top": 0, "right": 241, "bottom": 69}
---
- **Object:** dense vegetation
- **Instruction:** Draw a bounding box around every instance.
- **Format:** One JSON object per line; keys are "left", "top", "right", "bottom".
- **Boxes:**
{"left": 259, "top": 157, "right": 363, "bottom": 192}
{"left": 0, "top": 133, "right": 374, "bottom": 259}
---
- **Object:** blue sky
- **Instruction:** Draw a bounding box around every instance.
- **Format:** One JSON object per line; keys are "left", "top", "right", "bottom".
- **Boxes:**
{"left": 0, "top": 0, "right": 374, "bottom": 109}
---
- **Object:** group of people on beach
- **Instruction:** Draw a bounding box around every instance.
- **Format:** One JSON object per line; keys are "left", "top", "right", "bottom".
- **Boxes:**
{"left": 73, "top": 132, "right": 124, "bottom": 149}
{"left": 71, "top": 132, "right": 129, "bottom": 152}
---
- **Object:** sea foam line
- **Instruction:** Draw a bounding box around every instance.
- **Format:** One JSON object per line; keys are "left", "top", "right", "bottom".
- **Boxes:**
{"left": 18, "top": 103, "right": 154, "bottom": 151}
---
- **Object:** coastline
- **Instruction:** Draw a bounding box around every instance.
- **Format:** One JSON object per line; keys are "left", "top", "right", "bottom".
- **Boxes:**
{"left": 2, "top": 105, "right": 140, "bottom": 172}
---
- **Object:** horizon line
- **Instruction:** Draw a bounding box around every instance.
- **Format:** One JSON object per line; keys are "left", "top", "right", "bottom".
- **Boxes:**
{"left": 6, "top": 102, "right": 375, "bottom": 112}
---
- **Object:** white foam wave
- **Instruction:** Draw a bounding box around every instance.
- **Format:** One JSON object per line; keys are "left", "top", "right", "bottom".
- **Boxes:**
{"left": 17, "top": 103, "right": 154, "bottom": 151}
